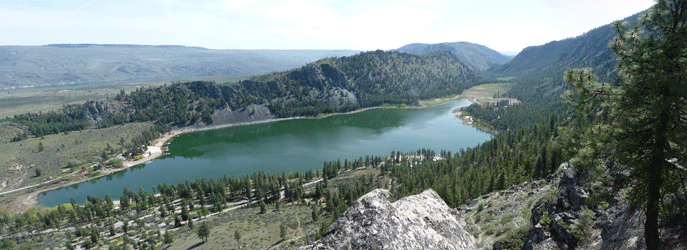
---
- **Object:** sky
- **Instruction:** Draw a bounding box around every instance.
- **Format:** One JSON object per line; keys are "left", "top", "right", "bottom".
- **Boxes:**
{"left": 0, "top": 0, "right": 655, "bottom": 53}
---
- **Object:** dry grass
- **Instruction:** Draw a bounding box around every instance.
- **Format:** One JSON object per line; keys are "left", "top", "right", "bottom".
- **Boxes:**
{"left": 168, "top": 203, "right": 325, "bottom": 250}
{"left": 0, "top": 122, "right": 153, "bottom": 191}
{"left": 463, "top": 180, "right": 553, "bottom": 249}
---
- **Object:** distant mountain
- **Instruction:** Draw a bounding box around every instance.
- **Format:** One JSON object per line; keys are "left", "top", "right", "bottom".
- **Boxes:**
{"left": 395, "top": 42, "right": 511, "bottom": 71}
{"left": 491, "top": 12, "right": 642, "bottom": 92}
{"left": 459, "top": 12, "right": 644, "bottom": 133}
{"left": 0, "top": 44, "right": 360, "bottom": 89}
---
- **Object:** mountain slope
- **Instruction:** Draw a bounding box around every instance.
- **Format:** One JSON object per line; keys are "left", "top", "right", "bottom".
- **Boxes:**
{"left": 396, "top": 42, "right": 511, "bottom": 71}
{"left": 459, "top": 12, "right": 644, "bottom": 133}
{"left": 225, "top": 50, "right": 477, "bottom": 118}
{"left": 8, "top": 50, "right": 477, "bottom": 137}
{"left": 0, "top": 44, "right": 359, "bottom": 89}
{"left": 491, "top": 12, "right": 642, "bottom": 98}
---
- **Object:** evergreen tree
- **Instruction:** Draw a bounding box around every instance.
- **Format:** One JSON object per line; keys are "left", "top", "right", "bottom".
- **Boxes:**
{"left": 259, "top": 201, "right": 267, "bottom": 214}
{"left": 164, "top": 231, "right": 173, "bottom": 246}
{"left": 234, "top": 230, "right": 242, "bottom": 248}
{"left": 65, "top": 240, "right": 74, "bottom": 250}
{"left": 197, "top": 222, "right": 210, "bottom": 243}
{"left": 611, "top": 2, "right": 687, "bottom": 248}
{"left": 280, "top": 223, "right": 287, "bottom": 242}
{"left": 564, "top": 1, "right": 687, "bottom": 248}
{"left": 312, "top": 204, "right": 319, "bottom": 221}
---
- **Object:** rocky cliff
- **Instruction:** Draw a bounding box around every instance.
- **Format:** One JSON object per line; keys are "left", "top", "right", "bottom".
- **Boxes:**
{"left": 301, "top": 189, "right": 477, "bottom": 250}
{"left": 460, "top": 164, "right": 687, "bottom": 250}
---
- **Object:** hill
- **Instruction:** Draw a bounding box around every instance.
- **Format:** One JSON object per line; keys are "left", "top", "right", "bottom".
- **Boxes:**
{"left": 0, "top": 44, "right": 359, "bottom": 89}
{"left": 1, "top": 50, "right": 477, "bottom": 191}
{"left": 395, "top": 42, "right": 511, "bottom": 72}
{"left": 97, "top": 50, "right": 476, "bottom": 131}
{"left": 490, "top": 12, "right": 641, "bottom": 101}
{"left": 461, "top": 13, "right": 643, "bottom": 132}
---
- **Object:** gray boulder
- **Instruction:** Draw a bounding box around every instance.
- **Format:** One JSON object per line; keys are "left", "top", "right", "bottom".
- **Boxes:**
{"left": 301, "top": 189, "right": 477, "bottom": 250}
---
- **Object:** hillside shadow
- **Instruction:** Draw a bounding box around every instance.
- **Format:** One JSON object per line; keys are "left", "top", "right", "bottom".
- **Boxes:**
{"left": 269, "top": 240, "right": 285, "bottom": 249}
{"left": 187, "top": 242, "right": 204, "bottom": 250}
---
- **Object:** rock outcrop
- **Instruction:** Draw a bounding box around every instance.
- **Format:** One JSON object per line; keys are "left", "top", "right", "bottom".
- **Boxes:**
{"left": 524, "top": 165, "right": 687, "bottom": 250}
{"left": 81, "top": 100, "right": 128, "bottom": 127}
{"left": 301, "top": 189, "right": 477, "bottom": 250}
{"left": 457, "top": 163, "right": 686, "bottom": 250}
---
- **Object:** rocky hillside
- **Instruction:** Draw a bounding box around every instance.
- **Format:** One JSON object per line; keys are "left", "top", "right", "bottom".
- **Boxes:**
{"left": 301, "top": 189, "right": 477, "bottom": 250}
{"left": 396, "top": 42, "right": 511, "bottom": 72}
{"left": 7, "top": 50, "right": 477, "bottom": 137}
{"left": 225, "top": 50, "right": 477, "bottom": 118}
{"left": 0, "top": 44, "right": 359, "bottom": 89}
{"left": 460, "top": 164, "right": 687, "bottom": 250}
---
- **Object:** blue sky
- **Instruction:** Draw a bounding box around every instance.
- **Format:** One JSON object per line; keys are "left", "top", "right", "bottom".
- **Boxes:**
{"left": 0, "top": 0, "right": 654, "bottom": 53}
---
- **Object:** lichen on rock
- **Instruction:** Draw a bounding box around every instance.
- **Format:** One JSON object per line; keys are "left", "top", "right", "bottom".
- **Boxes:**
{"left": 301, "top": 189, "right": 477, "bottom": 250}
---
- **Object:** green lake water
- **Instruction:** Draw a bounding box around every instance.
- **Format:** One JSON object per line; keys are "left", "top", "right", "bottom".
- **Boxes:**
{"left": 38, "top": 99, "right": 492, "bottom": 207}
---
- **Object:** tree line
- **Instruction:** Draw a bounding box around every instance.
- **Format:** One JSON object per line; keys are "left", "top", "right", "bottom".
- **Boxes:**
{"left": 388, "top": 115, "right": 564, "bottom": 208}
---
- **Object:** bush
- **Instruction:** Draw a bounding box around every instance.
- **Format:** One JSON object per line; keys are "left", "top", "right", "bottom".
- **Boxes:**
{"left": 477, "top": 202, "right": 485, "bottom": 212}
{"left": 541, "top": 210, "right": 550, "bottom": 227}
{"left": 494, "top": 226, "right": 528, "bottom": 250}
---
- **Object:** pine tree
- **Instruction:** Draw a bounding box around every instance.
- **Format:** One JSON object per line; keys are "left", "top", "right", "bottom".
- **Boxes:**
{"left": 164, "top": 231, "right": 173, "bottom": 246}
{"left": 311, "top": 204, "right": 319, "bottom": 221}
{"left": 197, "top": 222, "right": 210, "bottom": 242}
{"left": 259, "top": 201, "right": 266, "bottom": 214}
{"left": 564, "top": 1, "right": 687, "bottom": 248}
{"left": 234, "top": 230, "right": 242, "bottom": 248}
{"left": 280, "top": 223, "right": 288, "bottom": 242}
{"left": 610, "top": 2, "right": 687, "bottom": 248}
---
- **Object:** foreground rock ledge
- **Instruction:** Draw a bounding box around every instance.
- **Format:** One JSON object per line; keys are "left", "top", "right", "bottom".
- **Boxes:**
{"left": 301, "top": 189, "right": 477, "bottom": 250}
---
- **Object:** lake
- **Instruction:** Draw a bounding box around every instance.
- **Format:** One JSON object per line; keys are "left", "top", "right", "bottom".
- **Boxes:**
{"left": 38, "top": 99, "right": 492, "bottom": 207}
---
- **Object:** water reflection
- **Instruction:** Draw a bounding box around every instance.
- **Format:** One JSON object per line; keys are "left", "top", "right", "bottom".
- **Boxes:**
{"left": 38, "top": 100, "right": 491, "bottom": 207}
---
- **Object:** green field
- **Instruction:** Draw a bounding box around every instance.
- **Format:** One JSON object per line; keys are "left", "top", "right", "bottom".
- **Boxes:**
{"left": 457, "top": 83, "right": 518, "bottom": 104}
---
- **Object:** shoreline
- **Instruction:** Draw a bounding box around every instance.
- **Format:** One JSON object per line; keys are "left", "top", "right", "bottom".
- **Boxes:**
{"left": 450, "top": 96, "right": 500, "bottom": 135}
{"left": 451, "top": 107, "right": 499, "bottom": 135}
{"left": 15, "top": 95, "right": 474, "bottom": 211}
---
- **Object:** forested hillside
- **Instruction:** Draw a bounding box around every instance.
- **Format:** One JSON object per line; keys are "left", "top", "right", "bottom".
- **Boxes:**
{"left": 389, "top": 114, "right": 564, "bottom": 207}
{"left": 462, "top": 13, "right": 642, "bottom": 131}
{"left": 5, "top": 50, "right": 477, "bottom": 145}
{"left": 396, "top": 42, "right": 511, "bottom": 71}
{"left": 237, "top": 50, "right": 477, "bottom": 117}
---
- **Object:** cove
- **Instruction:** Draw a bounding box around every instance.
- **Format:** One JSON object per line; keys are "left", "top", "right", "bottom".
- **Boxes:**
{"left": 38, "top": 99, "right": 492, "bottom": 207}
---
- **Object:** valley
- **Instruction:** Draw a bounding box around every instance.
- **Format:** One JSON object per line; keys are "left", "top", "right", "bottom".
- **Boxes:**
{"left": 37, "top": 99, "right": 491, "bottom": 208}
{"left": 0, "top": 2, "right": 686, "bottom": 249}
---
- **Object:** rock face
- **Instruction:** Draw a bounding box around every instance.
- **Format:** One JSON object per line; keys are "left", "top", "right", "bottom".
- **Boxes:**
{"left": 82, "top": 101, "right": 128, "bottom": 127}
{"left": 301, "top": 189, "right": 477, "bottom": 250}
{"left": 208, "top": 104, "right": 275, "bottom": 127}
{"left": 524, "top": 166, "right": 687, "bottom": 250}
